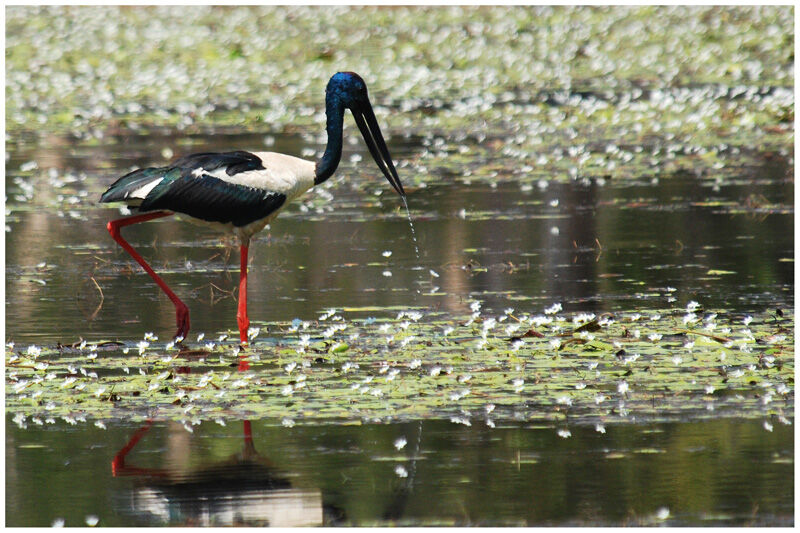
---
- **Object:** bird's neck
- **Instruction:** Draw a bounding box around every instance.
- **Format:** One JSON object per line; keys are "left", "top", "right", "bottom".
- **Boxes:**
{"left": 315, "top": 99, "right": 345, "bottom": 185}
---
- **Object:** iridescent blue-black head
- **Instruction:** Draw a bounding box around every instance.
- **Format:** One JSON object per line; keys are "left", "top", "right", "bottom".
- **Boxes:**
{"left": 324, "top": 72, "right": 404, "bottom": 197}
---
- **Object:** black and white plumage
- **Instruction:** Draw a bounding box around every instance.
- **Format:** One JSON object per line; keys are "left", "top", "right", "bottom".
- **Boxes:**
{"left": 101, "top": 150, "right": 310, "bottom": 242}
{"left": 100, "top": 72, "right": 405, "bottom": 344}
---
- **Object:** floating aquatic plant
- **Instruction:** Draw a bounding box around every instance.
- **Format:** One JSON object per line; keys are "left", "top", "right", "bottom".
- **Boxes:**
{"left": 5, "top": 304, "right": 793, "bottom": 429}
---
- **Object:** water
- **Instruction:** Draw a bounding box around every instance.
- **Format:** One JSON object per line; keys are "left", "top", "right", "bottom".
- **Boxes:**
{"left": 5, "top": 130, "right": 794, "bottom": 525}
{"left": 5, "top": 416, "right": 793, "bottom": 526}
{"left": 401, "top": 195, "right": 421, "bottom": 261}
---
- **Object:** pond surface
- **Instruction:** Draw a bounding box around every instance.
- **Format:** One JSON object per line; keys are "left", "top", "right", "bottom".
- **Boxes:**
{"left": 5, "top": 129, "right": 793, "bottom": 526}
{"left": 6, "top": 416, "right": 794, "bottom": 526}
{"left": 4, "top": 6, "right": 795, "bottom": 526}
{"left": 5, "top": 131, "right": 794, "bottom": 344}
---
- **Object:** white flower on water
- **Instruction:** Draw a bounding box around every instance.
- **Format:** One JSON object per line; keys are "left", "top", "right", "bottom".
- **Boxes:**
{"left": 394, "top": 437, "right": 407, "bottom": 450}
{"left": 557, "top": 429, "right": 572, "bottom": 438}
{"left": 763, "top": 421, "right": 773, "bottom": 432}
{"left": 595, "top": 423, "right": 606, "bottom": 434}
{"left": 26, "top": 345, "right": 41, "bottom": 357}
{"left": 623, "top": 354, "right": 640, "bottom": 365}
{"left": 409, "top": 359, "right": 422, "bottom": 369}
{"left": 400, "top": 335, "right": 416, "bottom": 348}
{"left": 449, "top": 389, "right": 470, "bottom": 401}
{"left": 617, "top": 381, "right": 629, "bottom": 395}
{"left": 544, "top": 302, "right": 562, "bottom": 315}
{"left": 556, "top": 395, "right": 572, "bottom": 406}
{"left": 394, "top": 465, "right": 408, "bottom": 478}
{"left": 743, "top": 315, "right": 753, "bottom": 326}
{"left": 450, "top": 416, "right": 471, "bottom": 426}
{"left": 595, "top": 394, "right": 606, "bottom": 404}
{"left": 341, "top": 361, "right": 359, "bottom": 373}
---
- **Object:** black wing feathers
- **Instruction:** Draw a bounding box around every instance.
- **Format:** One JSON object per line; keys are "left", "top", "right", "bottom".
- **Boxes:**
{"left": 139, "top": 174, "right": 286, "bottom": 227}
{"left": 102, "top": 151, "right": 285, "bottom": 227}
{"left": 171, "top": 151, "right": 265, "bottom": 177}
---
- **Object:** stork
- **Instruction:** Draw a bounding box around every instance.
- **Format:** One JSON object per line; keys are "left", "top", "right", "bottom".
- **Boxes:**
{"left": 100, "top": 72, "right": 405, "bottom": 345}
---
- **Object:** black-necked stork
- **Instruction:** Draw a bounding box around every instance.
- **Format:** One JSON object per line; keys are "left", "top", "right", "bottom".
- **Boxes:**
{"left": 100, "top": 72, "right": 405, "bottom": 345}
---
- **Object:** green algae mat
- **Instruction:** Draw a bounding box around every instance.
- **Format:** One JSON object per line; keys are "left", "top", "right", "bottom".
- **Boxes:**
{"left": 7, "top": 302, "right": 793, "bottom": 431}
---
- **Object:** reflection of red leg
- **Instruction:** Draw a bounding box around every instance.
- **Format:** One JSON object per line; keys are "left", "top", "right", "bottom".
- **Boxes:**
{"left": 237, "top": 245, "right": 250, "bottom": 345}
{"left": 107, "top": 212, "right": 190, "bottom": 340}
{"left": 243, "top": 420, "right": 253, "bottom": 446}
{"left": 111, "top": 419, "right": 153, "bottom": 476}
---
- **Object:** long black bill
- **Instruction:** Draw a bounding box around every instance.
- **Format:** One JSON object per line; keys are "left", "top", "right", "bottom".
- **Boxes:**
{"left": 352, "top": 103, "right": 405, "bottom": 197}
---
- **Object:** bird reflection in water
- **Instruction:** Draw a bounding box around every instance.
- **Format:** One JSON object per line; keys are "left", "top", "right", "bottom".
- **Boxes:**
{"left": 111, "top": 418, "right": 346, "bottom": 526}
{"left": 111, "top": 352, "right": 344, "bottom": 526}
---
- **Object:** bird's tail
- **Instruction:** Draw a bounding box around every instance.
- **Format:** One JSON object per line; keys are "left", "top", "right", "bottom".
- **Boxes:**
{"left": 99, "top": 167, "right": 169, "bottom": 205}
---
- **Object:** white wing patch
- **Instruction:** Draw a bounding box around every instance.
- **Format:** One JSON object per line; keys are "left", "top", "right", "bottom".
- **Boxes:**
{"left": 125, "top": 178, "right": 164, "bottom": 199}
{"left": 191, "top": 166, "right": 229, "bottom": 180}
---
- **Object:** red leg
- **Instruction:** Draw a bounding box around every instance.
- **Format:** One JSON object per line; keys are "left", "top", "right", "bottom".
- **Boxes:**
{"left": 107, "top": 212, "right": 190, "bottom": 341}
{"left": 237, "top": 244, "right": 250, "bottom": 345}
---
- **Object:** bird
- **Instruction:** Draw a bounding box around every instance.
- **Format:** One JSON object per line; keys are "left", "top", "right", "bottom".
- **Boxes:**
{"left": 100, "top": 72, "right": 405, "bottom": 345}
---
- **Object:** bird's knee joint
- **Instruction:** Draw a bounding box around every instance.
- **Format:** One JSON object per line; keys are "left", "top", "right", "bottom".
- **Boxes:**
{"left": 107, "top": 221, "right": 120, "bottom": 238}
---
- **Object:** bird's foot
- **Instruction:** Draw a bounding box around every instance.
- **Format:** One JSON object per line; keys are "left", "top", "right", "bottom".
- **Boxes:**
{"left": 237, "top": 315, "right": 250, "bottom": 346}
{"left": 174, "top": 304, "right": 191, "bottom": 343}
